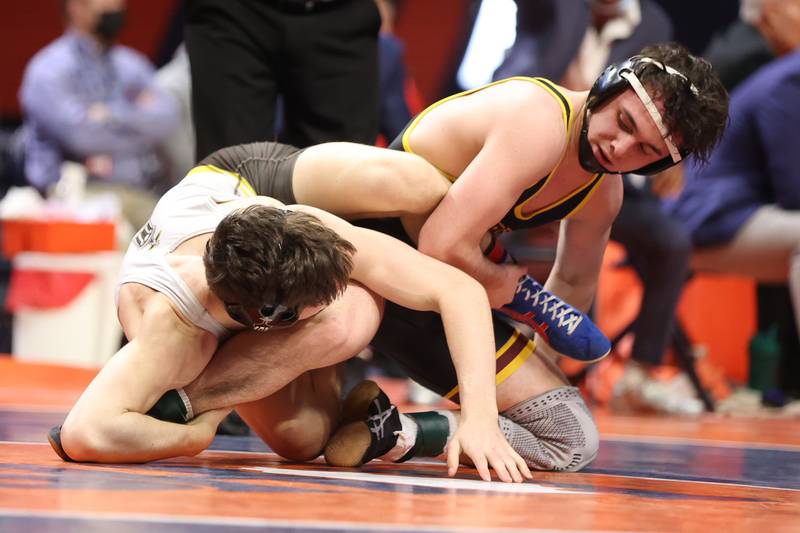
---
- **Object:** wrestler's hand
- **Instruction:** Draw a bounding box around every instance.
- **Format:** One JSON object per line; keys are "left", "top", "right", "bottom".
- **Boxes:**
{"left": 447, "top": 413, "right": 533, "bottom": 483}
{"left": 486, "top": 263, "right": 527, "bottom": 308}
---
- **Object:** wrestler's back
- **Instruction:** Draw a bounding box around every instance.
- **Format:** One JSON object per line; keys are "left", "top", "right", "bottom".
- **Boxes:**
{"left": 116, "top": 234, "right": 222, "bottom": 340}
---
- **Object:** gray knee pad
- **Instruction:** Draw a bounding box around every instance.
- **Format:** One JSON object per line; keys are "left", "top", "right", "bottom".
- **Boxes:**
{"left": 499, "top": 386, "right": 599, "bottom": 472}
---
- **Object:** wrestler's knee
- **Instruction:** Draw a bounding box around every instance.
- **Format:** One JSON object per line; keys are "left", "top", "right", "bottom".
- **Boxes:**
{"left": 266, "top": 409, "right": 335, "bottom": 462}
{"left": 500, "top": 386, "right": 599, "bottom": 472}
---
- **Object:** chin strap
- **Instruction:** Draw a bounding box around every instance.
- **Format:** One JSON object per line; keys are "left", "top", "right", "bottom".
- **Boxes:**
{"left": 578, "top": 106, "right": 612, "bottom": 174}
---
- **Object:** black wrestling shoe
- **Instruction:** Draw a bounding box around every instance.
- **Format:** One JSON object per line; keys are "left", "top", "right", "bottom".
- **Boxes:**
{"left": 324, "top": 380, "right": 401, "bottom": 467}
{"left": 216, "top": 410, "right": 251, "bottom": 436}
{"left": 47, "top": 425, "right": 74, "bottom": 462}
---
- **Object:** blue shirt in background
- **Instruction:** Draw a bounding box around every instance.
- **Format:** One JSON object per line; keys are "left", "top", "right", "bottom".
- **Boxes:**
{"left": 18, "top": 30, "right": 178, "bottom": 192}
{"left": 666, "top": 51, "right": 800, "bottom": 247}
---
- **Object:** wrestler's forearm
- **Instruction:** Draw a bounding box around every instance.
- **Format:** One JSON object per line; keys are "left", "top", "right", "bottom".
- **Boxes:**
{"left": 545, "top": 266, "right": 598, "bottom": 313}
{"left": 418, "top": 229, "right": 513, "bottom": 299}
{"left": 183, "top": 331, "right": 303, "bottom": 416}
{"left": 437, "top": 281, "right": 500, "bottom": 419}
{"left": 62, "top": 410, "right": 225, "bottom": 463}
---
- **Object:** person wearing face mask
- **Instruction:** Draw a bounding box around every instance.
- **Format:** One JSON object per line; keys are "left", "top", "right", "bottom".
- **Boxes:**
{"left": 18, "top": 0, "right": 179, "bottom": 232}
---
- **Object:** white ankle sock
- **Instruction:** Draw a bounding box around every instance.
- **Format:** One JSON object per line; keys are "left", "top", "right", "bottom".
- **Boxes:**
{"left": 380, "top": 413, "right": 418, "bottom": 462}
{"left": 379, "top": 410, "right": 458, "bottom": 462}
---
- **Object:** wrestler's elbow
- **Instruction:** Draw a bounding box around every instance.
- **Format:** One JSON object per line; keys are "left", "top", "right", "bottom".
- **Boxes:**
{"left": 314, "top": 310, "right": 357, "bottom": 360}
{"left": 417, "top": 229, "right": 458, "bottom": 264}
{"left": 382, "top": 153, "right": 448, "bottom": 214}
{"left": 60, "top": 414, "right": 117, "bottom": 462}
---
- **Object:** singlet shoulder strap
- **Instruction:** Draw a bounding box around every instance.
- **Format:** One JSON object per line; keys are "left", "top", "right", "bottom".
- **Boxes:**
{"left": 401, "top": 76, "right": 573, "bottom": 159}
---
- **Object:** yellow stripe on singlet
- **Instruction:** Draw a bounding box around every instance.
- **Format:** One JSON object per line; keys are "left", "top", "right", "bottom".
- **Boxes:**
{"left": 508, "top": 79, "right": 605, "bottom": 223}
{"left": 443, "top": 330, "right": 536, "bottom": 401}
{"left": 512, "top": 171, "right": 606, "bottom": 223}
{"left": 400, "top": 76, "right": 572, "bottom": 184}
{"left": 187, "top": 164, "right": 258, "bottom": 197}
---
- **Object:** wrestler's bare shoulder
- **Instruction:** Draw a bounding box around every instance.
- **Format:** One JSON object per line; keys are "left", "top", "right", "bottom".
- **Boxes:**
{"left": 117, "top": 283, "right": 201, "bottom": 340}
{"left": 470, "top": 78, "right": 577, "bottom": 117}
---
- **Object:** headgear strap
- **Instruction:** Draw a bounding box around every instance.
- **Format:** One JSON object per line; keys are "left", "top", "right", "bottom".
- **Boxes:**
{"left": 619, "top": 58, "right": 700, "bottom": 164}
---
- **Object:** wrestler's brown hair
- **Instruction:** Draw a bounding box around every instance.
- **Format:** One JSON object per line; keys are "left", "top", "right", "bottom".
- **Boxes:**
{"left": 203, "top": 205, "right": 355, "bottom": 310}
{"left": 637, "top": 42, "right": 729, "bottom": 165}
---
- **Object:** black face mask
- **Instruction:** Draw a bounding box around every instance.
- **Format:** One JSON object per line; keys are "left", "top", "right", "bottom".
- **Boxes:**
{"left": 95, "top": 10, "right": 126, "bottom": 43}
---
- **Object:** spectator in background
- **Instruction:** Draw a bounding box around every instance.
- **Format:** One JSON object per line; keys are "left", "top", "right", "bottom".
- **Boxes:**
{"left": 665, "top": 50, "right": 800, "bottom": 379}
{"left": 185, "top": 0, "right": 381, "bottom": 160}
{"left": 154, "top": 44, "right": 194, "bottom": 186}
{"left": 705, "top": 0, "right": 800, "bottom": 91}
{"left": 701, "top": 0, "right": 800, "bottom": 403}
{"left": 18, "top": 0, "right": 179, "bottom": 231}
{"left": 157, "top": 1, "right": 408, "bottom": 185}
{"left": 493, "top": 0, "right": 701, "bottom": 414}
{"left": 494, "top": 0, "right": 672, "bottom": 86}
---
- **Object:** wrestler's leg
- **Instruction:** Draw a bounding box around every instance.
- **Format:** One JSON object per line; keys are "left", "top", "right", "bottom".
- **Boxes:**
{"left": 236, "top": 364, "right": 343, "bottom": 461}
{"left": 158, "top": 282, "right": 383, "bottom": 419}
{"left": 326, "top": 319, "right": 599, "bottom": 472}
{"left": 291, "top": 142, "right": 451, "bottom": 241}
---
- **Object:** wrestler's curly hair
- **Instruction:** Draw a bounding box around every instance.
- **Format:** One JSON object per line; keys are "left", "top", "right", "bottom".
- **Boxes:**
{"left": 636, "top": 42, "right": 729, "bottom": 165}
{"left": 204, "top": 205, "right": 355, "bottom": 310}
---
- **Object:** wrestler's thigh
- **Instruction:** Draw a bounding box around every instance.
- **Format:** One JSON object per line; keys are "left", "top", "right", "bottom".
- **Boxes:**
{"left": 495, "top": 344, "right": 570, "bottom": 412}
{"left": 292, "top": 142, "right": 449, "bottom": 219}
{"left": 236, "top": 364, "right": 343, "bottom": 462}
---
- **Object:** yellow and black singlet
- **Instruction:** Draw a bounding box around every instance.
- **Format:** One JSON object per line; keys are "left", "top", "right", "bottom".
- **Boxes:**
{"left": 391, "top": 76, "right": 606, "bottom": 233}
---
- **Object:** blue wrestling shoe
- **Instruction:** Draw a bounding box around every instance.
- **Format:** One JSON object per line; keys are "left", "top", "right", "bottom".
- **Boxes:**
{"left": 498, "top": 275, "right": 610, "bottom": 363}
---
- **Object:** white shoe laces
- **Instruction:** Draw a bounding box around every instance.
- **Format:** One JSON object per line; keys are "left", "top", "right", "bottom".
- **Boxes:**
{"left": 517, "top": 283, "right": 583, "bottom": 335}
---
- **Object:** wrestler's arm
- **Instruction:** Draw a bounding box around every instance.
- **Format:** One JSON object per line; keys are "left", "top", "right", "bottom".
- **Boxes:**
{"left": 303, "top": 206, "right": 531, "bottom": 482}
{"left": 416, "top": 105, "right": 565, "bottom": 307}
{"left": 546, "top": 179, "right": 623, "bottom": 313}
{"left": 59, "top": 296, "right": 229, "bottom": 463}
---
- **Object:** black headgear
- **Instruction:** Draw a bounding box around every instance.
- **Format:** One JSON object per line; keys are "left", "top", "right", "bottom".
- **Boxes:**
{"left": 578, "top": 55, "right": 699, "bottom": 175}
{"left": 224, "top": 300, "right": 299, "bottom": 332}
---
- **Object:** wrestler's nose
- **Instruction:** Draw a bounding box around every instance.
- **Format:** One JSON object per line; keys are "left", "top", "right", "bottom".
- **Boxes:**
{"left": 610, "top": 133, "right": 636, "bottom": 157}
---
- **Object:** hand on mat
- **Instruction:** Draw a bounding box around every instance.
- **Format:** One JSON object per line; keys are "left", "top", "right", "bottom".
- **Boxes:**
{"left": 447, "top": 415, "right": 533, "bottom": 483}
